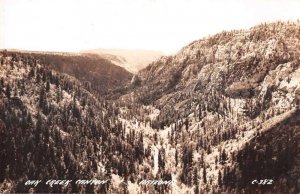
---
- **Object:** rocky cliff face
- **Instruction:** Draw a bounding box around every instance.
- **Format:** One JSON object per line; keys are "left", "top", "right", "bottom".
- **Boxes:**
{"left": 120, "top": 21, "right": 300, "bottom": 193}
{"left": 133, "top": 21, "right": 300, "bottom": 121}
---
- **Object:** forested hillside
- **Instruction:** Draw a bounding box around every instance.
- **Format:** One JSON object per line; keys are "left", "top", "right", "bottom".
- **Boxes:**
{"left": 2, "top": 51, "right": 132, "bottom": 96}
{"left": 0, "top": 52, "right": 146, "bottom": 193}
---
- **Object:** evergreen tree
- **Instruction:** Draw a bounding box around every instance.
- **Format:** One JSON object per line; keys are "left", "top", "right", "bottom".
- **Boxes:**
{"left": 0, "top": 79, "right": 3, "bottom": 93}
{"left": 194, "top": 184, "right": 200, "bottom": 194}
{"left": 38, "top": 86, "right": 45, "bottom": 108}
{"left": 193, "top": 168, "right": 199, "bottom": 185}
{"left": 175, "top": 149, "right": 178, "bottom": 166}
{"left": 46, "top": 80, "right": 50, "bottom": 92}
{"left": 218, "top": 170, "right": 222, "bottom": 186}
{"left": 221, "top": 149, "right": 227, "bottom": 164}
{"left": 203, "top": 163, "right": 207, "bottom": 184}
{"left": 5, "top": 84, "right": 11, "bottom": 98}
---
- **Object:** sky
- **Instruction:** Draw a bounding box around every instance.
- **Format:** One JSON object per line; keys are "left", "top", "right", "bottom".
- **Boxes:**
{"left": 0, "top": 0, "right": 300, "bottom": 54}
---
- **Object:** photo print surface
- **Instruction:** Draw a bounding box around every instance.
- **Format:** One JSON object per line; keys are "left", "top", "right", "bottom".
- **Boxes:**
{"left": 0, "top": 0, "right": 300, "bottom": 193}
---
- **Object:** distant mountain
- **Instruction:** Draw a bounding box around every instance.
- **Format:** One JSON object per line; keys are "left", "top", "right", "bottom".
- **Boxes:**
{"left": 1, "top": 51, "right": 133, "bottom": 96}
{"left": 82, "top": 48, "right": 164, "bottom": 73}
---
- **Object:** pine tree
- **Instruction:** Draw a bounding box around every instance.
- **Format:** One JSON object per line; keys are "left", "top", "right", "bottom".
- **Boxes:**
{"left": 185, "top": 118, "right": 189, "bottom": 131}
{"left": 221, "top": 149, "right": 227, "bottom": 164}
{"left": 5, "top": 84, "right": 11, "bottom": 98}
{"left": 203, "top": 163, "right": 207, "bottom": 184}
{"left": 0, "top": 79, "right": 3, "bottom": 92}
{"left": 193, "top": 168, "right": 199, "bottom": 185}
{"left": 46, "top": 80, "right": 50, "bottom": 92}
{"left": 38, "top": 86, "right": 45, "bottom": 108}
{"left": 35, "top": 112, "right": 43, "bottom": 159}
{"left": 194, "top": 185, "right": 200, "bottom": 194}
{"left": 218, "top": 170, "right": 222, "bottom": 186}
{"left": 28, "top": 68, "right": 35, "bottom": 79}
{"left": 36, "top": 73, "right": 41, "bottom": 83}
{"left": 56, "top": 87, "right": 61, "bottom": 103}
{"left": 175, "top": 149, "right": 178, "bottom": 166}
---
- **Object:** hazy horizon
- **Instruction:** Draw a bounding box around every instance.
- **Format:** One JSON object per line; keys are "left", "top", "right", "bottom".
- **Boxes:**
{"left": 1, "top": 0, "right": 300, "bottom": 54}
